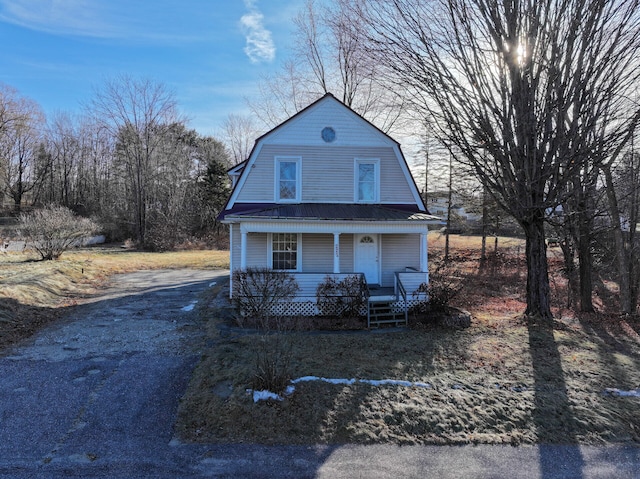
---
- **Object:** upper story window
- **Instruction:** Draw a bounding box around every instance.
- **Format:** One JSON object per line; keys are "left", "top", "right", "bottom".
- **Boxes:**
{"left": 276, "top": 156, "right": 301, "bottom": 202}
{"left": 355, "top": 159, "right": 379, "bottom": 203}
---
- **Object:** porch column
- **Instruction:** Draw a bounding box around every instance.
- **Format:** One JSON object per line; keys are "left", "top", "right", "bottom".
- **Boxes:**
{"left": 240, "top": 230, "right": 247, "bottom": 269}
{"left": 420, "top": 232, "right": 428, "bottom": 273}
{"left": 333, "top": 233, "right": 340, "bottom": 273}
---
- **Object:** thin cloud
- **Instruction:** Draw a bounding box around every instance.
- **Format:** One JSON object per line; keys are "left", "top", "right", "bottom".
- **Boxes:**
{"left": 240, "top": 0, "right": 276, "bottom": 63}
{"left": 0, "top": 0, "right": 201, "bottom": 42}
{"left": 0, "top": 0, "right": 117, "bottom": 37}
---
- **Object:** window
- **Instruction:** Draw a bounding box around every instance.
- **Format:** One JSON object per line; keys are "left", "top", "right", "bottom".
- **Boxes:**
{"left": 276, "top": 157, "right": 301, "bottom": 202}
{"left": 355, "top": 159, "right": 379, "bottom": 203}
{"left": 271, "top": 233, "right": 299, "bottom": 270}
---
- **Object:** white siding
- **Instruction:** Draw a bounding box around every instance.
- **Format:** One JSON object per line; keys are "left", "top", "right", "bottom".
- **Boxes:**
{"left": 340, "top": 234, "right": 354, "bottom": 272}
{"left": 235, "top": 144, "right": 415, "bottom": 204}
{"left": 301, "top": 234, "right": 333, "bottom": 272}
{"left": 247, "top": 233, "right": 268, "bottom": 267}
{"left": 236, "top": 147, "right": 275, "bottom": 201}
{"left": 231, "top": 229, "right": 269, "bottom": 273}
{"left": 381, "top": 234, "right": 420, "bottom": 286}
{"left": 231, "top": 223, "right": 241, "bottom": 271}
{"left": 267, "top": 98, "right": 394, "bottom": 148}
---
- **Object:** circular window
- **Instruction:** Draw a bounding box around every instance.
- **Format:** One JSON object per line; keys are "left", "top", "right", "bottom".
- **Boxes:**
{"left": 360, "top": 236, "right": 374, "bottom": 244}
{"left": 321, "top": 126, "right": 336, "bottom": 143}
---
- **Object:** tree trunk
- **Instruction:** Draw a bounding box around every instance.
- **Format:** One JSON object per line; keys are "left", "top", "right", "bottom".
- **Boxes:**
{"left": 481, "top": 188, "right": 487, "bottom": 262}
{"left": 577, "top": 217, "right": 594, "bottom": 312}
{"left": 602, "top": 166, "right": 633, "bottom": 313}
{"left": 559, "top": 236, "right": 577, "bottom": 309}
{"left": 522, "top": 216, "right": 553, "bottom": 320}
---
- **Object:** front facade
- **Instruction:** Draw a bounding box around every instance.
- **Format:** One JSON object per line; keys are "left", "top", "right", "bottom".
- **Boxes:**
{"left": 219, "top": 94, "right": 440, "bottom": 319}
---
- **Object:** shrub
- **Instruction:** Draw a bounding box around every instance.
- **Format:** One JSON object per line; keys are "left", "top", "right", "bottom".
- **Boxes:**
{"left": 19, "top": 205, "right": 100, "bottom": 260}
{"left": 316, "top": 274, "right": 368, "bottom": 319}
{"left": 252, "top": 334, "right": 292, "bottom": 395}
{"left": 231, "top": 268, "right": 299, "bottom": 327}
{"left": 411, "top": 261, "right": 463, "bottom": 315}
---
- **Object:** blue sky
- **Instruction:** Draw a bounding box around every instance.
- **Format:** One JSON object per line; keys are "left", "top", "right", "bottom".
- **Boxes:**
{"left": 0, "top": 0, "right": 304, "bottom": 135}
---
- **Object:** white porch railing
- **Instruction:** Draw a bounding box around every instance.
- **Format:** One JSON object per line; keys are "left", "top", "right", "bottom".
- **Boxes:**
{"left": 395, "top": 269, "right": 429, "bottom": 300}
{"left": 234, "top": 270, "right": 429, "bottom": 323}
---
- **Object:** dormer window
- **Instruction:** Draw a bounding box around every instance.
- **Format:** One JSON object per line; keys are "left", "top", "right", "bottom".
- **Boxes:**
{"left": 276, "top": 156, "right": 301, "bottom": 202}
{"left": 355, "top": 158, "right": 379, "bottom": 203}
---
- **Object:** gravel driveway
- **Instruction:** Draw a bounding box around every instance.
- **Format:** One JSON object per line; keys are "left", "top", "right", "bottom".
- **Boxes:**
{"left": 0, "top": 268, "right": 228, "bottom": 478}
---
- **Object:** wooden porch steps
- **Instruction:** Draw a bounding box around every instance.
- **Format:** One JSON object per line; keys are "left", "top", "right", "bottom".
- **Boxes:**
{"left": 367, "top": 298, "right": 407, "bottom": 328}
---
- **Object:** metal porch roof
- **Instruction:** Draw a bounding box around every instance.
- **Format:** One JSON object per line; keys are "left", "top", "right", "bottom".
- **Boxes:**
{"left": 221, "top": 203, "right": 440, "bottom": 222}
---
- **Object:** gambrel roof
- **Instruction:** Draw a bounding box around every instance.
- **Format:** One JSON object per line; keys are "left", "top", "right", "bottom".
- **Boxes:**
{"left": 219, "top": 93, "right": 433, "bottom": 222}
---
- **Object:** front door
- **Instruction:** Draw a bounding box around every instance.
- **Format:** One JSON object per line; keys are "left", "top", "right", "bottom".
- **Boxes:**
{"left": 355, "top": 234, "right": 379, "bottom": 284}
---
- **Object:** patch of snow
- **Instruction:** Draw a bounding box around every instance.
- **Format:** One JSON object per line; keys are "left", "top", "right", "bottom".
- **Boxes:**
{"left": 604, "top": 388, "right": 640, "bottom": 397}
{"left": 209, "top": 281, "right": 217, "bottom": 287}
{"left": 251, "top": 385, "right": 296, "bottom": 403}
{"left": 181, "top": 301, "right": 198, "bottom": 312}
{"left": 292, "top": 376, "right": 356, "bottom": 385}
{"left": 251, "top": 376, "right": 434, "bottom": 402}
{"left": 252, "top": 390, "right": 284, "bottom": 402}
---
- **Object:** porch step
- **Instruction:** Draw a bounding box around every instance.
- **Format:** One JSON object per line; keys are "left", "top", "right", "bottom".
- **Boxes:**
{"left": 367, "top": 299, "right": 407, "bottom": 328}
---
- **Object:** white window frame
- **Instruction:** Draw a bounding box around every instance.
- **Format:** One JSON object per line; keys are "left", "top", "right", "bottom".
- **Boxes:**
{"left": 354, "top": 158, "right": 380, "bottom": 203}
{"left": 268, "top": 233, "right": 302, "bottom": 272}
{"left": 275, "top": 156, "right": 302, "bottom": 203}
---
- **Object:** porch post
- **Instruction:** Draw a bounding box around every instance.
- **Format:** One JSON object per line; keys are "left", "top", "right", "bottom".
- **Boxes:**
{"left": 240, "top": 230, "right": 247, "bottom": 269}
{"left": 333, "top": 233, "right": 340, "bottom": 273}
{"left": 420, "top": 231, "right": 428, "bottom": 273}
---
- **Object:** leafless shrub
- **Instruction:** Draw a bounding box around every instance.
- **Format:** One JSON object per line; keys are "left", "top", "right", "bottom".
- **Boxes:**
{"left": 231, "top": 268, "right": 299, "bottom": 326}
{"left": 316, "top": 274, "right": 368, "bottom": 319}
{"left": 412, "top": 261, "right": 463, "bottom": 315}
{"left": 19, "top": 205, "right": 100, "bottom": 260}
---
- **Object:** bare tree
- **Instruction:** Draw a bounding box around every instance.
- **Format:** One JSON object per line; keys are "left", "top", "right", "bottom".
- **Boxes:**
{"left": 249, "top": 0, "right": 405, "bottom": 133}
{"left": 0, "top": 84, "right": 44, "bottom": 211}
{"left": 350, "top": 0, "right": 640, "bottom": 319}
{"left": 221, "top": 113, "right": 259, "bottom": 165}
{"left": 88, "top": 76, "right": 180, "bottom": 244}
{"left": 601, "top": 146, "right": 640, "bottom": 314}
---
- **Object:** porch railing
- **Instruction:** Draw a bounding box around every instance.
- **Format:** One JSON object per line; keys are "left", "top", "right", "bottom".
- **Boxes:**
{"left": 257, "top": 272, "right": 369, "bottom": 317}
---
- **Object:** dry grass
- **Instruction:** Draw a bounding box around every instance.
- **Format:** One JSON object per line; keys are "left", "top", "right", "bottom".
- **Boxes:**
{"left": 176, "top": 234, "right": 640, "bottom": 446}
{"left": 0, "top": 246, "right": 229, "bottom": 349}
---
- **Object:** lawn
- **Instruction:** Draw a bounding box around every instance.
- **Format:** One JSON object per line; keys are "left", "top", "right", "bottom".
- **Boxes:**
{"left": 0, "top": 246, "right": 229, "bottom": 350}
{"left": 176, "top": 234, "right": 640, "bottom": 445}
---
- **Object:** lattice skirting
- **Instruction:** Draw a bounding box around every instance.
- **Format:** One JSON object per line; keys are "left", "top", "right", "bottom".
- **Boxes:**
{"left": 264, "top": 298, "right": 425, "bottom": 317}
{"left": 270, "top": 300, "right": 321, "bottom": 317}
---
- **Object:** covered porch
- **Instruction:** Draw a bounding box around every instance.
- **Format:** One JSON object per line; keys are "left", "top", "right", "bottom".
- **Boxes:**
{"left": 224, "top": 203, "right": 441, "bottom": 325}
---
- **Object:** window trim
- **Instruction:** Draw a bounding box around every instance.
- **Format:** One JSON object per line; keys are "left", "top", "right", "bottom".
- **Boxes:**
{"left": 354, "top": 158, "right": 380, "bottom": 203}
{"left": 268, "top": 232, "right": 302, "bottom": 272}
{"left": 275, "top": 156, "right": 302, "bottom": 203}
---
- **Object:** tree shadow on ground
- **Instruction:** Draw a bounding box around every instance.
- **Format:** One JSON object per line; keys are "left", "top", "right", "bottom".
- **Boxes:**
{"left": 0, "top": 298, "right": 63, "bottom": 352}
{"left": 527, "top": 317, "right": 585, "bottom": 478}
{"left": 575, "top": 312, "right": 640, "bottom": 443}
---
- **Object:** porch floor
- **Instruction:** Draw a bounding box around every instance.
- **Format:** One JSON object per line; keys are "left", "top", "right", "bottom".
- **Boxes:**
{"left": 368, "top": 285, "right": 395, "bottom": 301}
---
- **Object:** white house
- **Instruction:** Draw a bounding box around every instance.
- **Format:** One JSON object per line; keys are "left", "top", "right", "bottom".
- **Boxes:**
{"left": 219, "top": 94, "right": 441, "bottom": 326}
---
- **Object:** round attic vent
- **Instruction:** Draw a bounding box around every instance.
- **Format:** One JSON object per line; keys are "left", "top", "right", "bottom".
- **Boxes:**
{"left": 321, "top": 126, "right": 336, "bottom": 143}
